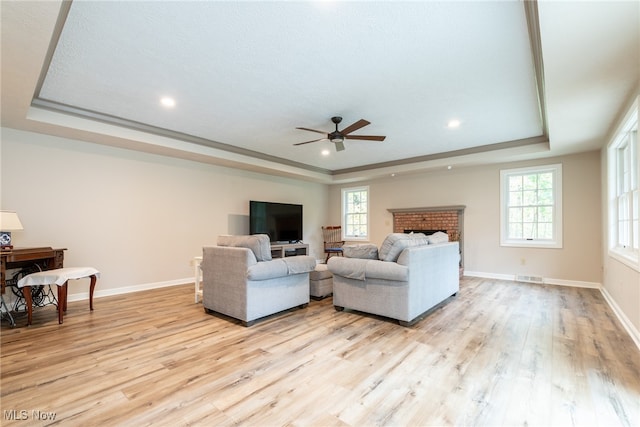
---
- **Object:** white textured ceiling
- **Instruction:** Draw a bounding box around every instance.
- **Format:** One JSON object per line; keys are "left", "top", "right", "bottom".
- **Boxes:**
{"left": 2, "top": 1, "right": 639, "bottom": 182}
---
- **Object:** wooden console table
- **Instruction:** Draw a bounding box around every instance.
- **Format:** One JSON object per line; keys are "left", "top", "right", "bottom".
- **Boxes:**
{"left": 1, "top": 247, "right": 66, "bottom": 294}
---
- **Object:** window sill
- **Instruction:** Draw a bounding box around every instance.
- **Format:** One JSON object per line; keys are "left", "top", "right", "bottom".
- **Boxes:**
{"left": 500, "top": 239, "right": 562, "bottom": 249}
{"left": 609, "top": 248, "right": 640, "bottom": 272}
{"left": 345, "top": 236, "right": 369, "bottom": 242}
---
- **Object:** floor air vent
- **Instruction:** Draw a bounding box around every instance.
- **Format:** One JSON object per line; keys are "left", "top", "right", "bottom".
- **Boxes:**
{"left": 515, "top": 275, "right": 544, "bottom": 284}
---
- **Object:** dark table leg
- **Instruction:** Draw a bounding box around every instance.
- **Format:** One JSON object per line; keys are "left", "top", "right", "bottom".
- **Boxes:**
{"left": 22, "top": 286, "right": 32, "bottom": 325}
{"left": 89, "top": 275, "right": 97, "bottom": 310}
{"left": 56, "top": 283, "right": 68, "bottom": 324}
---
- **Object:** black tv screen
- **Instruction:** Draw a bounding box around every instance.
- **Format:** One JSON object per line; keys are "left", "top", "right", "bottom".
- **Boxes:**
{"left": 249, "top": 201, "right": 303, "bottom": 243}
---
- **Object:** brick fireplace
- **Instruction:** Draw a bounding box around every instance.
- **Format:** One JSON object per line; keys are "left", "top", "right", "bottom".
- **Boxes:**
{"left": 387, "top": 205, "right": 465, "bottom": 275}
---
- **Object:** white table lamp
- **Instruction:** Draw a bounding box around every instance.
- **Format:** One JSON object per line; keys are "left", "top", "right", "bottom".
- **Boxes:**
{"left": 0, "top": 211, "right": 24, "bottom": 250}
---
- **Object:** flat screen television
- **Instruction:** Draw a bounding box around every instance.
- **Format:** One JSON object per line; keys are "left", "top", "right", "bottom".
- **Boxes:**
{"left": 249, "top": 200, "right": 303, "bottom": 243}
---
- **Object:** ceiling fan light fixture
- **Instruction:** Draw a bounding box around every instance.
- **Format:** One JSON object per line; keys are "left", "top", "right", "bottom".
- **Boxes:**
{"left": 294, "top": 116, "right": 385, "bottom": 152}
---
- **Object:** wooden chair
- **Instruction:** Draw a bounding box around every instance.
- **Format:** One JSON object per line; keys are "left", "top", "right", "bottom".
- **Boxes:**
{"left": 322, "top": 226, "right": 344, "bottom": 263}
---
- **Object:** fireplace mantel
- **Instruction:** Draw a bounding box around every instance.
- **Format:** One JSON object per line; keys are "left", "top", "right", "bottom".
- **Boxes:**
{"left": 387, "top": 205, "right": 466, "bottom": 214}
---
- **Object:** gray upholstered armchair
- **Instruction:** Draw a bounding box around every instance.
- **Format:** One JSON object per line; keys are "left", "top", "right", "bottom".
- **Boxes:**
{"left": 201, "top": 235, "right": 316, "bottom": 326}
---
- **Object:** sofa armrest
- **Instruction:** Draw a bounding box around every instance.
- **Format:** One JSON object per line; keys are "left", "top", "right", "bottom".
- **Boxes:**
{"left": 364, "top": 260, "right": 409, "bottom": 282}
{"left": 247, "top": 260, "right": 288, "bottom": 280}
{"left": 282, "top": 256, "right": 317, "bottom": 274}
{"left": 202, "top": 246, "right": 256, "bottom": 272}
{"left": 247, "top": 255, "right": 316, "bottom": 281}
{"left": 343, "top": 244, "right": 379, "bottom": 259}
{"left": 328, "top": 257, "right": 368, "bottom": 280}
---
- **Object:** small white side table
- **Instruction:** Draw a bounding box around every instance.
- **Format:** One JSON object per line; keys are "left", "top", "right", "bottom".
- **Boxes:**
{"left": 17, "top": 267, "right": 99, "bottom": 325}
{"left": 193, "top": 256, "right": 203, "bottom": 303}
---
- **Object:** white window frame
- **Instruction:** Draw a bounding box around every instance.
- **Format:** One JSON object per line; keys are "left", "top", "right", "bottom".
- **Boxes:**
{"left": 500, "top": 164, "right": 563, "bottom": 248}
{"left": 342, "top": 186, "right": 369, "bottom": 241}
{"left": 607, "top": 100, "right": 639, "bottom": 270}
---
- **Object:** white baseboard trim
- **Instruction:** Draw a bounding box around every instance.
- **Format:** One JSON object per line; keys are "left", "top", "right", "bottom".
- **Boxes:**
{"left": 66, "top": 277, "right": 192, "bottom": 303}
{"left": 463, "top": 271, "right": 601, "bottom": 289}
{"left": 600, "top": 287, "right": 640, "bottom": 351}
{"left": 543, "top": 277, "right": 601, "bottom": 289}
{"left": 463, "top": 271, "right": 514, "bottom": 281}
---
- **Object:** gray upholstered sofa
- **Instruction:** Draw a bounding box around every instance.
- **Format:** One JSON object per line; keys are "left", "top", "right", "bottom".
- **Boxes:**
{"left": 328, "top": 233, "right": 459, "bottom": 326}
{"left": 202, "top": 235, "right": 316, "bottom": 326}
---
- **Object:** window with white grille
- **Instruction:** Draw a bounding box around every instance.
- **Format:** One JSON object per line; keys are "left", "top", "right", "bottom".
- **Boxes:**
{"left": 500, "top": 164, "right": 563, "bottom": 248}
{"left": 608, "top": 102, "right": 638, "bottom": 269}
{"left": 342, "top": 186, "right": 369, "bottom": 240}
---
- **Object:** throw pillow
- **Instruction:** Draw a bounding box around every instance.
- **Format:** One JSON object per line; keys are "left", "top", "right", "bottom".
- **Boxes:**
{"left": 378, "top": 233, "right": 429, "bottom": 262}
{"left": 378, "top": 233, "right": 407, "bottom": 261}
{"left": 427, "top": 231, "right": 449, "bottom": 244}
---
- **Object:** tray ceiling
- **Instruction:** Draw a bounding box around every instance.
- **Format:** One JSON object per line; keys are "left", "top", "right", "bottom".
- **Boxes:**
{"left": 2, "top": 1, "right": 638, "bottom": 182}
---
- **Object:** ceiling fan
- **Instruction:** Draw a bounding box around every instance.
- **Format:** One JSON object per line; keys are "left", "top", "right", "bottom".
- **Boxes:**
{"left": 294, "top": 116, "right": 386, "bottom": 151}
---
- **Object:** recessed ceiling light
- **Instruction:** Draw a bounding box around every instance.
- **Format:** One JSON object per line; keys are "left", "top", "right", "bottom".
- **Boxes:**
{"left": 447, "top": 165, "right": 452, "bottom": 170}
{"left": 160, "top": 97, "right": 176, "bottom": 108}
{"left": 314, "top": 0, "right": 338, "bottom": 11}
{"left": 447, "top": 119, "right": 461, "bottom": 128}
{"left": 321, "top": 149, "right": 330, "bottom": 156}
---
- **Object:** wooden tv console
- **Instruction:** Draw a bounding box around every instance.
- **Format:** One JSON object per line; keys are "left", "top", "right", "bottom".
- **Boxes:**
{"left": 270, "top": 243, "right": 308, "bottom": 258}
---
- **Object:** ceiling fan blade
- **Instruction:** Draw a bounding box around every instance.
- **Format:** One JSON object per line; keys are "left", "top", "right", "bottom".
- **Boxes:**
{"left": 335, "top": 141, "right": 345, "bottom": 151}
{"left": 345, "top": 135, "right": 386, "bottom": 141}
{"left": 340, "top": 119, "right": 370, "bottom": 135}
{"left": 293, "top": 138, "right": 324, "bottom": 146}
{"left": 296, "top": 127, "right": 327, "bottom": 135}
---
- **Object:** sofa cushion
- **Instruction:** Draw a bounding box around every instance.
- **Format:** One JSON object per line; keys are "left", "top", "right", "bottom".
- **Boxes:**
{"left": 328, "top": 257, "right": 368, "bottom": 280}
{"left": 378, "top": 233, "right": 429, "bottom": 262}
{"left": 343, "top": 244, "right": 379, "bottom": 259}
{"left": 217, "top": 234, "right": 272, "bottom": 261}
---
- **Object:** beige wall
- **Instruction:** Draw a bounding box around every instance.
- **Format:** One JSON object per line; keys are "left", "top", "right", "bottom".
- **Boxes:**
{"left": 1, "top": 128, "right": 328, "bottom": 299}
{"left": 329, "top": 151, "right": 603, "bottom": 285}
{"left": 600, "top": 97, "right": 640, "bottom": 339}
{"left": 603, "top": 258, "right": 640, "bottom": 335}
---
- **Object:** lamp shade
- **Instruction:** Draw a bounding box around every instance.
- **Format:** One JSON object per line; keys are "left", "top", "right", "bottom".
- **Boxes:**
{"left": 0, "top": 211, "right": 24, "bottom": 230}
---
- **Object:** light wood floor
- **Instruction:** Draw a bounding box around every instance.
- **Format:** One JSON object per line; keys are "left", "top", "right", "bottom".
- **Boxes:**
{"left": 1, "top": 277, "right": 639, "bottom": 426}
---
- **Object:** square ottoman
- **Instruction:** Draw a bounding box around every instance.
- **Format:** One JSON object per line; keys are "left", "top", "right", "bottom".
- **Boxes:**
{"left": 310, "top": 264, "right": 333, "bottom": 300}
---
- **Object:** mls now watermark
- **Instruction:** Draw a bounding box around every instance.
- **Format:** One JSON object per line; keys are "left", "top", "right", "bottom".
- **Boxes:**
{"left": 4, "top": 409, "right": 57, "bottom": 421}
